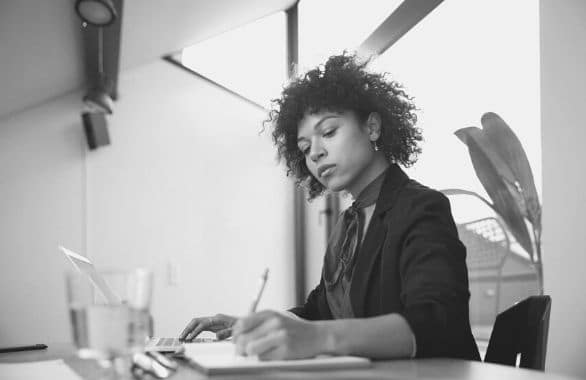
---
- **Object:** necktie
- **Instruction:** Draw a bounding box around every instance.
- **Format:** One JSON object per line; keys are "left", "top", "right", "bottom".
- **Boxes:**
{"left": 323, "top": 171, "right": 386, "bottom": 289}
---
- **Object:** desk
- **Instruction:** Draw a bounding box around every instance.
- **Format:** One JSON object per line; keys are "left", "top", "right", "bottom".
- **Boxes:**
{"left": 0, "top": 342, "right": 580, "bottom": 380}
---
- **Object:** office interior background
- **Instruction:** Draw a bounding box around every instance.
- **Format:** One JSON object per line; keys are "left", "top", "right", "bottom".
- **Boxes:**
{"left": 0, "top": 0, "right": 584, "bottom": 378}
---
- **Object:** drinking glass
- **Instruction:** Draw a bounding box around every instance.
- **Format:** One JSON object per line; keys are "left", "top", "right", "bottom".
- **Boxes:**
{"left": 66, "top": 268, "right": 153, "bottom": 378}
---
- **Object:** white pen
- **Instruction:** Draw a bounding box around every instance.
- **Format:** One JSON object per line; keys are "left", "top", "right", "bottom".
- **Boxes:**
{"left": 233, "top": 268, "right": 269, "bottom": 358}
{"left": 249, "top": 268, "right": 269, "bottom": 313}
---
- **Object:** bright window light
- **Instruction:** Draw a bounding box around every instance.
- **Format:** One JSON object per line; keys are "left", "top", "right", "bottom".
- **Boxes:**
{"left": 370, "top": 0, "right": 541, "bottom": 225}
{"left": 181, "top": 12, "right": 287, "bottom": 109}
{"left": 298, "top": 0, "right": 403, "bottom": 70}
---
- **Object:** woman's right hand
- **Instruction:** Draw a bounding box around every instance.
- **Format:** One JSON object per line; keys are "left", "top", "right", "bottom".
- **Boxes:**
{"left": 178, "top": 314, "right": 237, "bottom": 342}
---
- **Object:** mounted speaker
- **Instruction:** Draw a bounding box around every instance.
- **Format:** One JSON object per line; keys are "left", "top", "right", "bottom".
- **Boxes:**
{"left": 82, "top": 112, "right": 110, "bottom": 150}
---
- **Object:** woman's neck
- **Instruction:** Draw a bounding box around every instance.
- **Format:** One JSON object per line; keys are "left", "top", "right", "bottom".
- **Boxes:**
{"left": 347, "top": 154, "right": 389, "bottom": 199}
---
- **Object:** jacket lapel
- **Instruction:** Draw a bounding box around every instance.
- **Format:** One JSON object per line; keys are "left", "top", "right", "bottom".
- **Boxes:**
{"left": 350, "top": 164, "right": 410, "bottom": 317}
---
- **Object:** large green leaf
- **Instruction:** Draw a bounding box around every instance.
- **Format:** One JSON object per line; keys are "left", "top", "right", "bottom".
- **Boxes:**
{"left": 455, "top": 127, "right": 534, "bottom": 258}
{"left": 480, "top": 112, "right": 541, "bottom": 230}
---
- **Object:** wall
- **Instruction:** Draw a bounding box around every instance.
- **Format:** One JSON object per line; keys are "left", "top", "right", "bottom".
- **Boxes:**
{"left": 0, "top": 92, "right": 85, "bottom": 345}
{"left": 0, "top": 59, "right": 295, "bottom": 344}
{"left": 540, "top": 0, "right": 586, "bottom": 377}
{"left": 86, "top": 60, "right": 295, "bottom": 336}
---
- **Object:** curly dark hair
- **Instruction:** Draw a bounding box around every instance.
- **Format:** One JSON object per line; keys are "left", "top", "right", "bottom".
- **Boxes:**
{"left": 266, "top": 52, "right": 422, "bottom": 199}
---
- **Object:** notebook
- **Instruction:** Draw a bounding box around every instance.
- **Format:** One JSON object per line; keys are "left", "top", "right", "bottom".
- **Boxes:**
{"left": 183, "top": 341, "right": 371, "bottom": 375}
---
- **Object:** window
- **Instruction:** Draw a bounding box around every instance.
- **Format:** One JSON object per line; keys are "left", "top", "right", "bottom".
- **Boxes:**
{"left": 371, "top": 0, "right": 541, "bottom": 221}
{"left": 298, "top": 0, "right": 403, "bottom": 70}
{"left": 180, "top": 12, "right": 287, "bottom": 109}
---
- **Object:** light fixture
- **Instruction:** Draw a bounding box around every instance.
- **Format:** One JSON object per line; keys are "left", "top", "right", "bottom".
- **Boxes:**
{"left": 81, "top": 15, "right": 114, "bottom": 114}
{"left": 83, "top": 88, "right": 113, "bottom": 114}
{"left": 75, "top": 0, "right": 117, "bottom": 26}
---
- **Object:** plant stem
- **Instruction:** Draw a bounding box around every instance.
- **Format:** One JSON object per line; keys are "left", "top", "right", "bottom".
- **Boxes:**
{"left": 532, "top": 226, "right": 544, "bottom": 295}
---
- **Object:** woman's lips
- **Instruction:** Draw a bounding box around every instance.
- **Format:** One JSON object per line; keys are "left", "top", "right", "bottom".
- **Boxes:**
{"left": 319, "top": 165, "right": 336, "bottom": 178}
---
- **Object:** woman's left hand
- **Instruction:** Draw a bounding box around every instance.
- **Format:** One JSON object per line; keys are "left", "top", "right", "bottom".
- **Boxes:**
{"left": 232, "top": 310, "right": 329, "bottom": 360}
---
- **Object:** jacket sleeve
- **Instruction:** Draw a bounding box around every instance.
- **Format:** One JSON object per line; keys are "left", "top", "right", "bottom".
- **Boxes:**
{"left": 397, "top": 190, "right": 474, "bottom": 359}
{"left": 288, "top": 278, "right": 331, "bottom": 321}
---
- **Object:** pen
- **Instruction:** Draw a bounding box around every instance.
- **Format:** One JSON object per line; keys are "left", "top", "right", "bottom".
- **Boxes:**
{"left": 233, "top": 269, "right": 268, "bottom": 357}
{"left": 249, "top": 268, "right": 269, "bottom": 313}
{"left": 0, "top": 344, "right": 48, "bottom": 354}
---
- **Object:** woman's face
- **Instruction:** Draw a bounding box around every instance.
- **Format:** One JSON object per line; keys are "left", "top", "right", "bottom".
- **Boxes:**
{"left": 297, "top": 110, "right": 382, "bottom": 196}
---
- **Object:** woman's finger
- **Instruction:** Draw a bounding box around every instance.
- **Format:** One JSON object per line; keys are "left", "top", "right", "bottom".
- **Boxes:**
{"left": 215, "top": 328, "right": 232, "bottom": 340}
{"left": 185, "top": 317, "right": 214, "bottom": 341}
{"left": 246, "top": 330, "right": 286, "bottom": 358}
{"left": 179, "top": 318, "right": 201, "bottom": 340}
{"left": 258, "top": 345, "right": 287, "bottom": 361}
{"left": 235, "top": 316, "right": 281, "bottom": 355}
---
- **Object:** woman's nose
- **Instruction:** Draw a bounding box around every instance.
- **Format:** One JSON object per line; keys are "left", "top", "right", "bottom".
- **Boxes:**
{"left": 309, "top": 143, "right": 326, "bottom": 162}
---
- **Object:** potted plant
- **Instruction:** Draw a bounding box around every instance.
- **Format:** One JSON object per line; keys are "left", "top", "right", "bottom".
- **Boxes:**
{"left": 443, "top": 112, "right": 543, "bottom": 294}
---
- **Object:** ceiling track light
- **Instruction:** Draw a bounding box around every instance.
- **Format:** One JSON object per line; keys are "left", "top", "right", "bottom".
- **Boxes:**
{"left": 83, "top": 25, "right": 113, "bottom": 114}
{"left": 75, "top": 0, "right": 117, "bottom": 27}
{"left": 83, "top": 88, "right": 113, "bottom": 114}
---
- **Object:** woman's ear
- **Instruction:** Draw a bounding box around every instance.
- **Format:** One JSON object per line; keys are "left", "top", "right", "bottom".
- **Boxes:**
{"left": 366, "top": 112, "right": 382, "bottom": 141}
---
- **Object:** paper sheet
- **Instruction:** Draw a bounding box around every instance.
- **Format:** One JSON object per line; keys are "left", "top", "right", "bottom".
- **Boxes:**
{"left": 184, "top": 341, "right": 370, "bottom": 375}
{"left": 0, "top": 359, "right": 82, "bottom": 380}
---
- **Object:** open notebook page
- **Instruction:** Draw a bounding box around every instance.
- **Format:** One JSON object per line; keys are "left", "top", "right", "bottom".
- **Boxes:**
{"left": 183, "top": 341, "right": 370, "bottom": 375}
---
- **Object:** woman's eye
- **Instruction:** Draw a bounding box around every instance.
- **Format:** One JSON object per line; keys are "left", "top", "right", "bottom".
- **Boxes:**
{"left": 299, "top": 146, "right": 310, "bottom": 155}
{"left": 323, "top": 128, "right": 336, "bottom": 137}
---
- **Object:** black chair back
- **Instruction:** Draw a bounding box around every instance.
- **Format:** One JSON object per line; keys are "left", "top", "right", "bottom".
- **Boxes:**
{"left": 484, "top": 295, "right": 551, "bottom": 370}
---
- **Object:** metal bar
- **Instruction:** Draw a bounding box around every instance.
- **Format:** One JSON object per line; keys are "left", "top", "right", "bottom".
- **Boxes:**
{"left": 162, "top": 56, "right": 267, "bottom": 112}
{"left": 357, "top": 0, "right": 443, "bottom": 58}
{"left": 286, "top": 2, "right": 306, "bottom": 306}
{"left": 286, "top": 2, "right": 299, "bottom": 77}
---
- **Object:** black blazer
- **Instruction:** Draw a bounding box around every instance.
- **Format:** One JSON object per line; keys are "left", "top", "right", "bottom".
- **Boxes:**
{"left": 290, "top": 164, "right": 480, "bottom": 360}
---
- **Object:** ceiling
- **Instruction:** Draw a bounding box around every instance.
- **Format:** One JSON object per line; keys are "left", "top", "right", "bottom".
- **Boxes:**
{"left": 0, "top": 0, "right": 296, "bottom": 119}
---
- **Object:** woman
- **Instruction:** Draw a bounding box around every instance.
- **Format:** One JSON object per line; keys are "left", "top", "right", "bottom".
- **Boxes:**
{"left": 179, "top": 53, "right": 480, "bottom": 361}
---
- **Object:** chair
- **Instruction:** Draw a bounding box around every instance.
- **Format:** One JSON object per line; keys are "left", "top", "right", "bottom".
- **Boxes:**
{"left": 484, "top": 295, "right": 552, "bottom": 370}
{"left": 457, "top": 217, "right": 511, "bottom": 323}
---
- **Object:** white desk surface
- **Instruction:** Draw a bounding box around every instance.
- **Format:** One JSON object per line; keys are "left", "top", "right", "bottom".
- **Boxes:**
{"left": 0, "top": 342, "right": 581, "bottom": 380}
